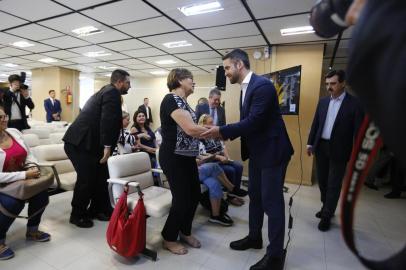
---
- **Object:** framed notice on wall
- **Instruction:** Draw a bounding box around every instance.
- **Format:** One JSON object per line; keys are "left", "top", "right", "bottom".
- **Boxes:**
{"left": 263, "top": 65, "right": 302, "bottom": 115}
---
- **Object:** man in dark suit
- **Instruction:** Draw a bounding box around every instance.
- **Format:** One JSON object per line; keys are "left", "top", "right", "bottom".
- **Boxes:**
{"left": 307, "top": 69, "right": 364, "bottom": 231}
{"left": 138, "top": 97, "right": 153, "bottom": 124}
{"left": 203, "top": 49, "right": 294, "bottom": 270}
{"left": 2, "top": 74, "right": 35, "bottom": 131}
{"left": 44, "top": 89, "right": 62, "bottom": 122}
{"left": 63, "top": 69, "right": 131, "bottom": 228}
{"left": 195, "top": 87, "right": 226, "bottom": 126}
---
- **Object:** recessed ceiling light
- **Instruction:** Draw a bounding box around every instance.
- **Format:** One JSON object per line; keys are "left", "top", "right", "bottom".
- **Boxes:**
{"left": 3, "top": 63, "right": 18, "bottom": 68}
{"left": 38, "top": 58, "right": 58, "bottom": 63}
{"left": 280, "top": 26, "right": 315, "bottom": 36}
{"left": 0, "top": 74, "right": 9, "bottom": 77}
{"left": 150, "top": 70, "right": 169, "bottom": 75}
{"left": 156, "top": 60, "right": 177, "bottom": 65}
{"left": 83, "top": 51, "right": 112, "bottom": 57}
{"left": 98, "top": 66, "right": 117, "bottom": 70}
{"left": 163, "top": 40, "right": 192, "bottom": 48}
{"left": 104, "top": 73, "right": 112, "bottom": 77}
{"left": 72, "top": 26, "right": 104, "bottom": 37}
{"left": 11, "top": 40, "right": 35, "bottom": 48}
{"left": 178, "top": 1, "right": 224, "bottom": 16}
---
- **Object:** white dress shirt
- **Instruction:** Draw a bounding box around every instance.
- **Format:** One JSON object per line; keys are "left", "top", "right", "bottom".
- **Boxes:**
{"left": 10, "top": 89, "right": 22, "bottom": 120}
{"left": 321, "top": 91, "right": 346, "bottom": 140}
{"left": 241, "top": 71, "right": 253, "bottom": 106}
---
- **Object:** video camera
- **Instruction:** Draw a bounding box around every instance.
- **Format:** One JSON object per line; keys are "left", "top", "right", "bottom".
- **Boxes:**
{"left": 310, "top": 0, "right": 353, "bottom": 38}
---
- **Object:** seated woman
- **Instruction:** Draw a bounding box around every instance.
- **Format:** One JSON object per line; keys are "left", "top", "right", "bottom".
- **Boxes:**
{"left": 198, "top": 114, "right": 247, "bottom": 206}
{"left": 197, "top": 161, "right": 235, "bottom": 226}
{"left": 130, "top": 110, "right": 157, "bottom": 165}
{"left": 113, "top": 111, "right": 140, "bottom": 155}
{"left": 0, "top": 107, "right": 50, "bottom": 260}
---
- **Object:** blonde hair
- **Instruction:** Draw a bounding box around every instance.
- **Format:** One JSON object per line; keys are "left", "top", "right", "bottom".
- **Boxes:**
{"left": 198, "top": 114, "right": 212, "bottom": 126}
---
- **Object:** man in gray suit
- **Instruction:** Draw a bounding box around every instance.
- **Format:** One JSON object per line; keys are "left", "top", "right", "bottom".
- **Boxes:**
{"left": 195, "top": 87, "right": 226, "bottom": 126}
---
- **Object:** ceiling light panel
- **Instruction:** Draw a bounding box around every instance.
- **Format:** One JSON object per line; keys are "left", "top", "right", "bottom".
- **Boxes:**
{"left": 140, "top": 32, "right": 210, "bottom": 53}
{"left": 72, "top": 26, "right": 104, "bottom": 37}
{"left": 150, "top": 0, "right": 250, "bottom": 29}
{"left": 178, "top": 1, "right": 224, "bottom": 16}
{"left": 280, "top": 26, "right": 315, "bottom": 36}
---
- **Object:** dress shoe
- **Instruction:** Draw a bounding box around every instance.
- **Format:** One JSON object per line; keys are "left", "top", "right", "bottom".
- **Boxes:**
{"left": 230, "top": 236, "right": 262, "bottom": 250}
{"left": 318, "top": 218, "right": 331, "bottom": 232}
{"left": 315, "top": 210, "right": 322, "bottom": 219}
{"left": 250, "top": 254, "right": 284, "bottom": 270}
{"left": 69, "top": 216, "right": 94, "bottom": 228}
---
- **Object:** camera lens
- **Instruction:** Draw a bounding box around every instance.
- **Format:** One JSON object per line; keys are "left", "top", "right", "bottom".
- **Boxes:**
{"left": 310, "top": 0, "right": 353, "bottom": 38}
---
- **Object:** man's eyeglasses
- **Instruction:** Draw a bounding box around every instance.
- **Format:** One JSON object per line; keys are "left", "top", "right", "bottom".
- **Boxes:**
{"left": 0, "top": 115, "right": 9, "bottom": 121}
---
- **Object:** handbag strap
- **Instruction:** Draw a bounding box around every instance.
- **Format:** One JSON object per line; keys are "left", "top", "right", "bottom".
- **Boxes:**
{"left": 0, "top": 201, "right": 48, "bottom": 220}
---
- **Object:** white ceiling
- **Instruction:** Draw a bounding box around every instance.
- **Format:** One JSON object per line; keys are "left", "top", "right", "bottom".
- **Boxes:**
{"left": 0, "top": 0, "right": 349, "bottom": 80}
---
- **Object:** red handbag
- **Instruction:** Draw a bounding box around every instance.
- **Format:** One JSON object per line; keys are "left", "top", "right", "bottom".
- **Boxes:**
{"left": 106, "top": 186, "right": 146, "bottom": 258}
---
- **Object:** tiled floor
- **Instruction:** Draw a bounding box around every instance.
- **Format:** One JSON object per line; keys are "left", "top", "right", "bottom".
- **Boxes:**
{"left": 1, "top": 184, "right": 405, "bottom": 270}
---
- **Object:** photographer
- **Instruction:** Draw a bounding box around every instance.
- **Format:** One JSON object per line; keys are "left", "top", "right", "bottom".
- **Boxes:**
{"left": 3, "top": 74, "right": 34, "bottom": 131}
{"left": 311, "top": 0, "right": 406, "bottom": 269}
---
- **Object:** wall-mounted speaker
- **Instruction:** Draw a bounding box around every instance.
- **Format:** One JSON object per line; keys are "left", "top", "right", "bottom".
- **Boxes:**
{"left": 215, "top": 66, "right": 226, "bottom": 91}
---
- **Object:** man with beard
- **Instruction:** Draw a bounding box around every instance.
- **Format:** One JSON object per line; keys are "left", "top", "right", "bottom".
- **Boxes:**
{"left": 63, "top": 69, "right": 131, "bottom": 228}
{"left": 202, "top": 49, "right": 294, "bottom": 270}
{"left": 307, "top": 70, "right": 364, "bottom": 232}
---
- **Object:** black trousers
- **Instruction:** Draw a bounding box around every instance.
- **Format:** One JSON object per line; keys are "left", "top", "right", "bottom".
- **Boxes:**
{"left": 159, "top": 150, "right": 201, "bottom": 241}
{"left": 248, "top": 160, "right": 289, "bottom": 258}
{"left": 64, "top": 143, "right": 111, "bottom": 218}
{"left": 315, "top": 140, "right": 348, "bottom": 219}
{"left": 8, "top": 119, "right": 27, "bottom": 131}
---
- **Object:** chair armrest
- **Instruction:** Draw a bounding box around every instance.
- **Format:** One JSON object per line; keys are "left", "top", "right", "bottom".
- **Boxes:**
{"left": 37, "top": 162, "right": 55, "bottom": 167}
{"left": 107, "top": 178, "right": 140, "bottom": 188}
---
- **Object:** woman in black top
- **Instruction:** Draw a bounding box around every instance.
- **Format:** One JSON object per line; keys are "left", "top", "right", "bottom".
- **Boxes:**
{"left": 130, "top": 110, "right": 156, "bottom": 164}
{"left": 159, "top": 68, "right": 208, "bottom": 255}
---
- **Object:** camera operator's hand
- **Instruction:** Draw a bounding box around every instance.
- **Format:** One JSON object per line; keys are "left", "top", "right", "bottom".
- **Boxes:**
{"left": 20, "top": 89, "right": 29, "bottom": 98}
{"left": 345, "top": 0, "right": 367, "bottom": 25}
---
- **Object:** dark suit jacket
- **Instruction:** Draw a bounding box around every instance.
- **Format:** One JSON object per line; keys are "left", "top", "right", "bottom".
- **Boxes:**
{"left": 44, "top": 98, "right": 62, "bottom": 122}
{"left": 63, "top": 84, "right": 122, "bottom": 153}
{"left": 138, "top": 104, "right": 153, "bottom": 123}
{"left": 195, "top": 103, "right": 226, "bottom": 126}
{"left": 307, "top": 92, "right": 364, "bottom": 162}
{"left": 2, "top": 88, "right": 35, "bottom": 129}
{"left": 220, "top": 73, "right": 294, "bottom": 168}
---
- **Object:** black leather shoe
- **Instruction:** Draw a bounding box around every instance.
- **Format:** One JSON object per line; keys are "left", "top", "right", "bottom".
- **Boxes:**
{"left": 318, "top": 218, "right": 331, "bottom": 232}
{"left": 69, "top": 216, "right": 94, "bottom": 228}
{"left": 230, "top": 236, "right": 262, "bottom": 250}
{"left": 250, "top": 254, "right": 284, "bottom": 270}
{"left": 315, "top": 211, "right": 322, "bottom": 219}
